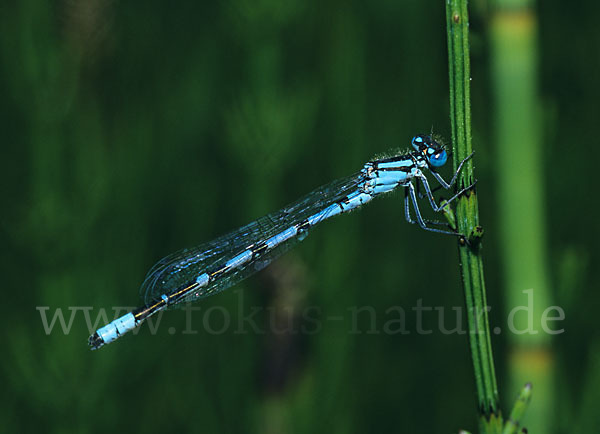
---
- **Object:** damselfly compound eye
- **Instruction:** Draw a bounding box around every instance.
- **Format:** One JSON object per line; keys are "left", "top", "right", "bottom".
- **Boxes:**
{"left": 429, "top": 149, "right": 448, "bottom": 167}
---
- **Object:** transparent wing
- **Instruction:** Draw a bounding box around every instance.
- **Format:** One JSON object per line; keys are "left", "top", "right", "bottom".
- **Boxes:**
{"left": 140, "top": 171, "right": 366, "bottom": 305}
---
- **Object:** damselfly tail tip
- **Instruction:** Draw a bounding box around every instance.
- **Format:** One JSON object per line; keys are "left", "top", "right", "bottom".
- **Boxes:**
{"left": 88, "top": 332, "right": 104, "bottom": 350}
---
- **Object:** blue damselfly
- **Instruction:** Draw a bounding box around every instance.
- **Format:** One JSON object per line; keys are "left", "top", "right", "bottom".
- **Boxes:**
{"left": 89, "top": 134, "right": 474, "bottom": 349}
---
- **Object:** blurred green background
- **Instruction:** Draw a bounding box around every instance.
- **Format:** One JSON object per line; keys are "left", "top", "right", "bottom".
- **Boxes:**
{"left": 2, "top": 1, "right": 598, "bottom": 433}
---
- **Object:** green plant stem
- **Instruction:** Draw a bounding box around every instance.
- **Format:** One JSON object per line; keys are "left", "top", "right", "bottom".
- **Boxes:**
{"left": 491, "top": 3, "right": 553, "bottom": 433}
{"left": 445, "top": 1, "right": 501, "bottom": 431}
{"left": 502, "top": 383, "right": 532, "bottom": 434}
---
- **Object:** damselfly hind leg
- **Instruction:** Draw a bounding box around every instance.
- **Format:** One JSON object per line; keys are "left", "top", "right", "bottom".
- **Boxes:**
{"left": 404, "top": 192, "right": 450, "bottom": 227}
{"left": 403, "top": 179, "right": 477, "bottom": 236}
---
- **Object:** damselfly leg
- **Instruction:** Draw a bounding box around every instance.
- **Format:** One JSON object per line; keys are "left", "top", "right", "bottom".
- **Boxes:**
{"left": 404, "top": 152, "right": 476, "bottom": 236}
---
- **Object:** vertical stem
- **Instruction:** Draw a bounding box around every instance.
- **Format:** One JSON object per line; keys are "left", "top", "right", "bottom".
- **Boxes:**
{"left": 491, "top": 1, "right": 553, "bottom": 432}
{"left": 445, "top": 1, "right": 501, "bottom": 431}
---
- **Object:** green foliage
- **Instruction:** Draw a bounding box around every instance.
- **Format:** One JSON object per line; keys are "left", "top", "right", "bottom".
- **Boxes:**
{"left": 1, "top": 1, "right": 598, "bottom": 433}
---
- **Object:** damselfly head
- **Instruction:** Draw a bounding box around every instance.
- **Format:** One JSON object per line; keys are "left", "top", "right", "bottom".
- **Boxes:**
{"left": 411, "top": 134, "right": 448, "bottom": 168}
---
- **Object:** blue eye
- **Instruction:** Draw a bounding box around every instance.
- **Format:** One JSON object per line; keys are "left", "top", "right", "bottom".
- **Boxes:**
{"left": 429, "top": 150, "right": 447, "bottom": 167}
{"left": 411, "top": 135, "right": 424, "bottom": 150}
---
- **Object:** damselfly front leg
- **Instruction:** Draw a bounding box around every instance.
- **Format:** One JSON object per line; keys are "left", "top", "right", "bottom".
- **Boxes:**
{"left": 428, "top": 151, "right": 475, "bottom": 189}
